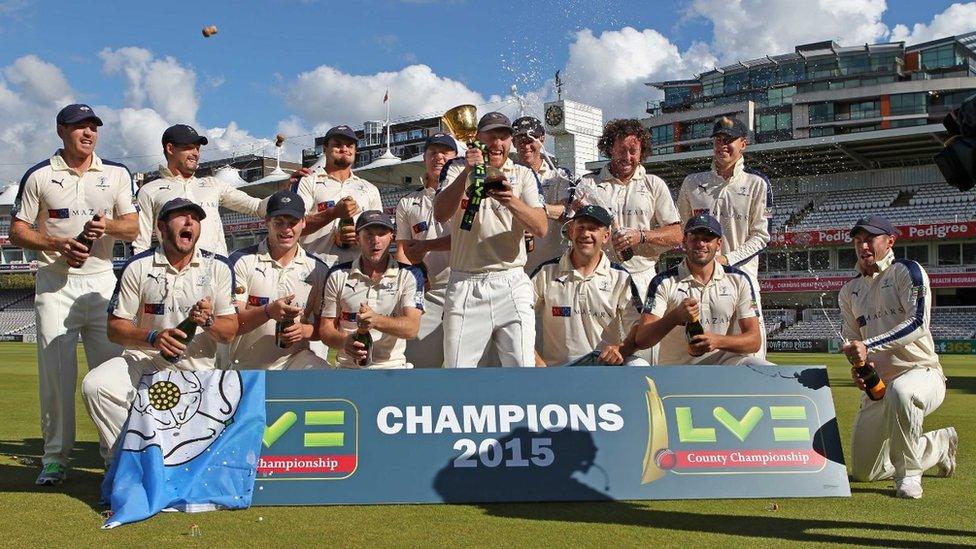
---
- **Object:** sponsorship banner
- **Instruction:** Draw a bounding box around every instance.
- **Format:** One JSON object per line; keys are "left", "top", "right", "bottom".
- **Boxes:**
{"left": 253, "top": 366, "right": 849, "bottom": 505}
{"left": 0, "top": 334, "right": 24, "bottom": 342}
{"left": 767, "top": 339, "right": 829, "bottom": 353}
{"left": 770, "top": 220, "right": 976, "bottom": 248}
{"left": 935, "top": 339, "right": 976, "bottom": 354}
{"left": 760, "top": 271, "right": 976, "bottom": 293}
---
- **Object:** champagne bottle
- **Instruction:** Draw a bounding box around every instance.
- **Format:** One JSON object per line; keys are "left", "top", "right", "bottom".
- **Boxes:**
{"left": 73, "top": 213, "right": 101, "bottom": 267}
{"left": 164, "top": 315, "right": 198, "bottom": 363}
{"left": 336, "top": 217, "right": 354, "bottom": 249}
{"left": 352, "top": 310, "right": 373, "bottom": 367}
{"left": 275, "top": 298, "right": 295, "bottom": 349}
{"left": 853, "top": 358, "right": 886, "bottom": 401}
{"left": 685, "top": 312, "right": 706, "bottom": 357}
{"left": 612, "top": 226, "right": 634, "bottom": 261}
{"left": 524, "top": 232, "right": 535, "bottom": 253}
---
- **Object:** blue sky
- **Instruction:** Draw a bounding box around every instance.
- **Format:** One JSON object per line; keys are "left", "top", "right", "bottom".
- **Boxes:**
{"left": 0, "top": 0, "right": 971, "bottom": 178}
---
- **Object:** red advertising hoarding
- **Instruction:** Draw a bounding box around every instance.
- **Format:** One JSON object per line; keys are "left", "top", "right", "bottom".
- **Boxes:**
{"left": 760, "top": 271, "right": 976, "bottom": 292}
{"left": 770, "top": 221, "right": 976, "bottom": 248}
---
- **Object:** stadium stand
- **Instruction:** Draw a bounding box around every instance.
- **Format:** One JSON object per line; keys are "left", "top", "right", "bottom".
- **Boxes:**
{"left": 0, "top": 289, "right": 33, "bottom": 310}
{"left": 787, "top": 185, "right": 976, "bottom": 230}
{"left": 380, "top": 189, "right": 411, "bottom": 214}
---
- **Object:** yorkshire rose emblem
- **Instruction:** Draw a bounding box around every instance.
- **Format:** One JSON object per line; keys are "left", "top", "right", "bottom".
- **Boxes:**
{"left": 121, "top": 370, "right": 242, "bottom": 466}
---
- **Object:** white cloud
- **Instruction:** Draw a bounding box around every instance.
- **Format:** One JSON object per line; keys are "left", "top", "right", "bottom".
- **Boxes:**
{"left": 890, "top": 2, "right": 976, "bottom": 44}
{"left": 559, "top": 27, "right": 717, "bottom": 119}
{"left": 283, "top": 63, "right": 491, "bottom": 129}
{"left": 99, "top": 47, "right": 199, "bottom": 123}
{"left": 688, "top": 0, "right": 889, "bottom": 64}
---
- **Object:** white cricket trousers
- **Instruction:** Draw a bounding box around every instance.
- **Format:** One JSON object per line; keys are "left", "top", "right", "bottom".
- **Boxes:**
{"left": 850, "top": 366, "right": 953, "bottom": 480}
{"left": 81, "top": 354, "right": 156, "bottom": 462}
{"left": 35, "top": 268, "right": 122, "bottom": 465}
{"left": 443, "top": 268, "right": 535, "bottom": 368}
{"left": 629, "top": 268, "right": 658, "bottom": 365}
{"left": 404, "top": 284, "right": 446, "bottom": 368}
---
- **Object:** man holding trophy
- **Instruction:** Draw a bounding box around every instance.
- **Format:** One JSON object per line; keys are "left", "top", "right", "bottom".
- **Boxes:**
{"left": 81, "top": 197, "right": 238, "bottom": 466}
{"left": 433, "top": 109, "right": 548, "bottom": 368}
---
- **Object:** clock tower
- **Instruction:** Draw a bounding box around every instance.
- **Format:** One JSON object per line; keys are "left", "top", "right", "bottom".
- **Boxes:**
{"left": 542, "top": 99, "right": 603, "bottom": 177}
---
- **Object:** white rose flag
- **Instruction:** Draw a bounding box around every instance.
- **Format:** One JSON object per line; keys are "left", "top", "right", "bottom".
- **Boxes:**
{"left": 101, "top": 370, "right": 265, "bottom": 528}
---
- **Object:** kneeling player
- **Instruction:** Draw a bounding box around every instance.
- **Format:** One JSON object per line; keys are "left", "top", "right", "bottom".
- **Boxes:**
{"left": 531, "top": 205, "right": 645, "bottom": 366}
{"left": 320, "top": 211, "right": 424, "bottom": 369}
{"left": 81, "top": 198, "right": 237, "bottom": 465}
{"left": 621, "top": 214, "right": 766, "bottom": 365}
{"left": 228, "top": 190, "right": 330, "bottom": 370}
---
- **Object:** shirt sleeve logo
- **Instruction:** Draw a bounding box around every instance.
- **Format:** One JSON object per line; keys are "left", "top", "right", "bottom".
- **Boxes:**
{"left": 48, "top": 208, "right": 70, "bottom": 219}
{"left": 411, "top": 221, "right": 429, "bottom": 234}
{"left": 143, "top": 303, "right": 166, "bottom": 315}
{"left": 317, "top": 200, "right": 336, "bottom": 212}
{"left": 247, "top": 295, "right": 270, "bottom": 306}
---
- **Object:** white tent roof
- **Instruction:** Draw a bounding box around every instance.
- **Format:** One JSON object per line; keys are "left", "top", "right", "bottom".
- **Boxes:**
{"left": 0, "top": 184, "right": 18, "bottom": 207}
{"left": 213, "top": 166, "right": 248, "bottom": 188}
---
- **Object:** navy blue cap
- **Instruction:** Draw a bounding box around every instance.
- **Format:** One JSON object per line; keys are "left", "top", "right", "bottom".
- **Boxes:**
{"left": 850, "top": 215, "right": 899, "bottom": 237}
{"left": 266, "top": 190, "right": 305, "bottom": 219}
{"left": 56, "top": 104, "right": 103, "bottom": 126}
{"left": 477, "top": 112, "right": 512, "bottom": 133}
{"left": 162, "top": 124, "right": 208, "bottom": 147}
{"left": 324, "top": 125, "right": 358, "bottom": 143}
{"left": 512, "top": 116, "right": 545, "bottom": 139}
{"left": 158, "top": 197, "right": 206, "bottom": 222}
{"left": 711, "top": 116, "right": 748, "bottom": 139}
{"left": 355, "top": 210, "right": 394, "bottom": 232}
{"left": 573, "top": 204, "right": 613, "bottom": 227}
{"left": 684, "top": 213, "right": 722, "bottom": 237}
{"left": 424, "top": 133, "right": 457, "bottom": 152}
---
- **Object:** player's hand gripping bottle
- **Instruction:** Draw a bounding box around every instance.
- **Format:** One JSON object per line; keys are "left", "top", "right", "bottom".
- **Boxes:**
{"left": 353, "top": 303, "right": 373, "bottom": 367}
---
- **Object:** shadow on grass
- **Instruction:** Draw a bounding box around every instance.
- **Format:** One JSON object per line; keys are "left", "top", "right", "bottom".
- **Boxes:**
{"left": 0, "top": 438, "right": 104, "bottom": 513}
{"left": 946, "top": 375, "right": 976, "bottom": 395}
{"left": 477, "top": 501, "right": 974, "bottom": 547}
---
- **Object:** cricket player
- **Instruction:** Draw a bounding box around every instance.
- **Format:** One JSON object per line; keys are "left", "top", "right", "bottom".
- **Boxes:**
{"left": 621, "top": 214, "right": 765, "bottom": 366}
{"left": 81, "top": 198, "right": 237, "bottom": 465}
{"left": 227, "top": 190, "right": 330, "bottom": 370}
{"left": 512, "top": 116, "right": 574, "bottom": 274}
{"left": 320, "top": 211, "right": 424, "bottom": 369}
{"left": 531, "top": 205, "right": 645, "bottom": 366}
{"left": 10, "top": 104, "right": 138, "bottom": 485}
{"left": 572, "top": 119, "right": 681, "bottom": 303}
{"left": 134, "top": 124, "right": 268, "bottom": 255}
{"left": 290, "top": 125, "right": 382, "bottom": 265}
{"left": 395, "top": 133, "right": 457, "bottom": 368}
{"left": 839, "top": 215, "right": 957, "bottom": 499}
{"left": 432, "top": 112, "right": 548, "bottom": 367}
{"left": 678, "top": 116, "right": 772, "bottom": 359}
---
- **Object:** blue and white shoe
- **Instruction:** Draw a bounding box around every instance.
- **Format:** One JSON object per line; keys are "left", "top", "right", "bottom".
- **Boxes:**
{"left": 35, "top": 463, "right": 67, "bottom": 486}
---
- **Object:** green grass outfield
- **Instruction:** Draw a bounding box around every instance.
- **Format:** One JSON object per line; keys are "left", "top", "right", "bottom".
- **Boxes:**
{"left": 0, "top": 343, "right": 972, "bottom": 547}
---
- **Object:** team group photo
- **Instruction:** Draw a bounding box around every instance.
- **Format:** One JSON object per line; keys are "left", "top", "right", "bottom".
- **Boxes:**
{"left": 0, "top": 0, "right": 972, "bottom": 546}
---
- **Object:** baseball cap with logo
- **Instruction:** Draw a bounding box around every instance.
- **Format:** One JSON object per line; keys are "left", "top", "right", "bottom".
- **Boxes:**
{"left": 850, "top": 215, "right": 900, "bottom": 237}
{"left": 477, "top": 112, "right": 513, "bottom": 133}
{"left": 711, "top": 116, "right": 748, "bottom": 140}
{"left": 56, "top": 104, "right": 103, "bottom": 126}
{"left": 266, "top": 190, "right": 306, "bottom": 219}
{"left": 158, "top": 197, "right": 207, "bottom": 222}
{"left": 573, "top": 204, "right": 613, "bottom": 227}
{"left": 424, "top": 133, "right": 457, "bottom": 152}
{"left": 684, "top": 213, "right": 723, "bottom": 237}
{"left": 162, "top": 124, "right": 209, "bottom": 146}
{"left": 325, "top": 125, "right": 358, "bottom": 143}
{"left": 355, "top": 210, "right": 395, "bottom": 232}
{"left": 512, "top": 116, "right": 545, "bottom": 139}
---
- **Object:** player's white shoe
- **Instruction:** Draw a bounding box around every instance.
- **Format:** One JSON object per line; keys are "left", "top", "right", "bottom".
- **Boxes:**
{"left": 35, "top": 463, "right": 67, "bottom": 486}
{"left": 894, "top": 475, "right": 923, "bottom": 499}
{"left": 937, "top": 427, "right": 958, "bottom": 478}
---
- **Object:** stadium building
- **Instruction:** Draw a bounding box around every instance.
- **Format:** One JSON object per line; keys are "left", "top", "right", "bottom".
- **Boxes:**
{"left": 631, "top": 33, "right": 976, "bottom": 353}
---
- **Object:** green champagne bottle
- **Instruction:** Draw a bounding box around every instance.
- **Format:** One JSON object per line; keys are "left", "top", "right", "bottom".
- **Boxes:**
{"left": 685, "top": 313, "right": 706, "bottom": 357}
{"left": 336, "top": 217, "right": 354, "bottom": 249}
{"left": 73, "top": 214, "right": 101, "bottom": 267}
{"left": 352, "top": 303, "right": 373, "bottom": 367}
{"left": 275, "top": 298, "right": 295, "bottom": 349}
{"left": 164, "top": 315, "right": 198, "bottom": 363}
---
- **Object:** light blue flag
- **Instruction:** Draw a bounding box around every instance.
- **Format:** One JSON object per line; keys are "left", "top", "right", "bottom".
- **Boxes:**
{"left": 102, "top": 370, "right": 266, "bottom": 528}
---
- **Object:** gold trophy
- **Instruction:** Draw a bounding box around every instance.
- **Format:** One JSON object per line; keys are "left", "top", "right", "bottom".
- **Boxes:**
{"left": 441, "top": 105, "right": 508, "bottom": 185}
